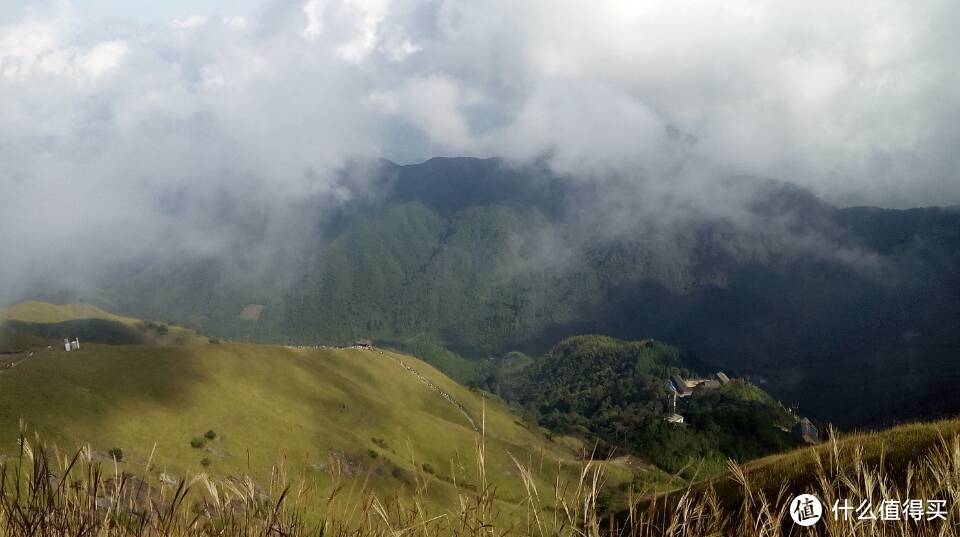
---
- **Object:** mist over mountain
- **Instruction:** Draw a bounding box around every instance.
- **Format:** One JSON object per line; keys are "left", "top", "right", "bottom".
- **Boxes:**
{"left": 7, "top": 4, "right": 960, "bottom": 535}
{"left": 28, "top": 157, "right": 954, "bottom": 429}
{"left": 4, "top": 0, "right": 960, "bottom": 302}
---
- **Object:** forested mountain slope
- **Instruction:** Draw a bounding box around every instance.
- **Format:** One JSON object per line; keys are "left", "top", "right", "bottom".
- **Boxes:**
{"left": 29, "top": 157, "right": 960, "bottom": 428}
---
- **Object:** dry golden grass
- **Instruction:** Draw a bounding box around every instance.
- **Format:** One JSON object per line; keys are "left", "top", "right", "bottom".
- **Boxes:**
{"left": 3, "top": 418, "right": 960, "bottom": 537}
{"left": 627, "top": 426, "right": 960, "bottom": 537}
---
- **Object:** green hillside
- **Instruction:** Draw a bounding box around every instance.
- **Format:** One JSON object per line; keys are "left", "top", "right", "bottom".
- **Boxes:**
{"left": 0, "top": 300, "right": 206, "bottom": 348}
{"left": 718, "top": 417, "right": 960, "bottom": 500}
{"left": 628, "top": 419, "right": 960, "bottom": 536}
{"left": 1, "top": 301, "right": 136, "bottom": 324}
{"left": 0, "top": 304, "right": 657, "bottom": 516}
{"left": 611, "top": 417, "right": 960, "bottom": 535}
{"left": 4, "top": 303, "right": 959, "bottom": 535}
{"left": 483, "top": 335, "right": 796, "bottom": 477}
{"left": 70, "top": 158, "right": 960, "bottom": 430}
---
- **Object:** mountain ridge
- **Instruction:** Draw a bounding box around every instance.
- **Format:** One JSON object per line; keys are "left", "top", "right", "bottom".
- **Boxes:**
{"left": 12, "top": 157, "right": 959, "bottom": 429}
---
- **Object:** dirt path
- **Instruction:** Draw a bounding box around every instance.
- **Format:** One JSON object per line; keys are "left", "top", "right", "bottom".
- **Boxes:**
{"left": 0, "top": 348, "right": 41, "bottom": 372}
{"left": 375, "top": 349, "right": 480, "bottom": 432}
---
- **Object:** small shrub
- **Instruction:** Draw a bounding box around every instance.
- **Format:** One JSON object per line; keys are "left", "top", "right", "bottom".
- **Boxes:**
{"left": 367, "top": 449, "right": 378, "bottom": 459}
{"left": 107, "top": 447, "right": 123, "bottom": 462}
{"left": 200, "top": 458, "right": 211, "bottom": 468}
{"left": 421, "top": 463, "right": 435, "bottom": 474}
{"left": 204, "top": 430, "right": 217, "bottom": 440}
{"left": 190, "top": 437, "right": 206, "bottom": 449}
{"left": 390, "top": 466, "right": 413, "bottom": 486}
{"left": 372, "top": 437, "right": 389, "bottom": 450}
{"left": 143, "top": 321, "right": 170, "bottom": 336}
{"left": 208, "top": 337, "right": 220, "bottom": 344}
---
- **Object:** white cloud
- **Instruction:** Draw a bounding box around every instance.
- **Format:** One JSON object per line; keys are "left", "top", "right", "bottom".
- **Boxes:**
{"left": 301, "top": 0, "right": 324, "bottom": 40}
{"left": 378, "top": 75, "right": 475, "bottom": 150}
{"left": 4, "top": 0, "right": 953, "bottom": 205}
{"left": 171, "top": 14, "right": 208, "bottom": 30}
{"left": 223, "top": 16, "right": 251, "bottom": 31}
{"left": 0, "top": 18, "right": 64, "bottom": 79}
{"left": 76, "top": 39, "right": 126, "bottom": 78}
{"left": 1, "top": 0, "right": 958, "bottom": 300}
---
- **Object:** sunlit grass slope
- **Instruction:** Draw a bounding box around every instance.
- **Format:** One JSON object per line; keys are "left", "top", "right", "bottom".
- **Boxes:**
{"left": 1, "top": 300, "right": 205, "bottom": 346}
{"left": 642, "top": 416, "right": 960, "bottom": 511}
{"left": 621, "top": 417, "right": 960, "bottom": 536}
{"left": 0, "top": 343, "right": 599, "bottom": 506}
{"left": 1, "top": 301, "right": 137, "bottom": 324}
{"left": 0, "top": 303, "right": 646, "bottom": 513}
{"left": 729, "top": 418, "right": 960, "bottom": 496}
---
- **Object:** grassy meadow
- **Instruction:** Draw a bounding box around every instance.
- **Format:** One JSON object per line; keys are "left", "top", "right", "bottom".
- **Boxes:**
{"left": 2, "top": 416, "right": 960, "bottom": 536}
{"left": 0, "top": 342, "right": 637, "bottom": 510}
{"left": 0, "top": 303, "right": 665, "bottom": 521}
{"left": 3, "top": 302, "right": 959, "bottom": 536}
{"left": 0, "top": 301, "right": 205, "bottom": 347}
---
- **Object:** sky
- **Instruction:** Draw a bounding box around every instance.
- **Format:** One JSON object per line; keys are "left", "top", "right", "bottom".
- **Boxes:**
{"left": 1, "top": 0, "right": 958, "bottom": 299}
{"left": 13, "top": 0, "right": 263, "bottom": 24}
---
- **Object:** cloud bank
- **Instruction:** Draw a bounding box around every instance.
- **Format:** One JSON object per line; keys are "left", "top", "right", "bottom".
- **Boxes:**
{"left": 1, "top": 0, "right": 958, "bottom": 300}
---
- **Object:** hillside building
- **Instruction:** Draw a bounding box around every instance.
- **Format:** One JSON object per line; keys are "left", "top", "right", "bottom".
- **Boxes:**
{"left": 792, "top": 418, "right": 821, "bottom": 444}
{"left": 670, "top": 374, "right": 693, "bottom": 397}
{"left": 353, "top": 339, "right": 372, "bottom": 349}
{"left": 672, "top": 372, "right": 732, "bottom": 395}
{"left": 667, "top": 372, "right": 739, "bottom": 424}
{"left": 695, "top": 378, "right": 721, "bottom": 391}
{"left": 665, "top": 382, "right": 685, "bottom": 424}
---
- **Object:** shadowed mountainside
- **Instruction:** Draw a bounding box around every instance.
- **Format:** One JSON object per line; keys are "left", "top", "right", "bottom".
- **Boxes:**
{"left": 25, "top": 158, "right": 960, "bottom": 429}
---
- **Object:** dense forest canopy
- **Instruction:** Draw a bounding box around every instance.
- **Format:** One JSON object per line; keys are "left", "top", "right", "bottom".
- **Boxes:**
{"left": 482, "top": 335, "right": 795, "bottom": 474}
{"left": 32, "top": 158, "right": 960, "bottom": 429}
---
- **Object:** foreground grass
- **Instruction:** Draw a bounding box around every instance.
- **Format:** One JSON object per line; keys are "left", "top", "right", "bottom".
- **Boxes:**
{"left": 1, "top": 424, "right": 614, "bottom": 537}
{"left": 727, "top": 418, "right": 960, "bottom": 500}
{"left": 3, "top": 423, "right": 960, "bottom": 537}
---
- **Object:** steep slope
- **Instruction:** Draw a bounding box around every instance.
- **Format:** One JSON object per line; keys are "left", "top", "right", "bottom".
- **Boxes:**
{"left": 730, "top": 417, "right": 960, "bottom": 499}
{"left": 0, "top": 305, "right": 650, "bottom": 513}
{"left": 610, "top": 417, "right": 960, "bottom": 535}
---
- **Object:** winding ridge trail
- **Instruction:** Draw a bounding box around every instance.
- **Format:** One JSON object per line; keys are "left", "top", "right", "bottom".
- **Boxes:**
{"left": 0, "top": 349, "right": 41, "bottom": 373}
{"left": 376, "top": 350, "right": 479, "bottom": 432}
